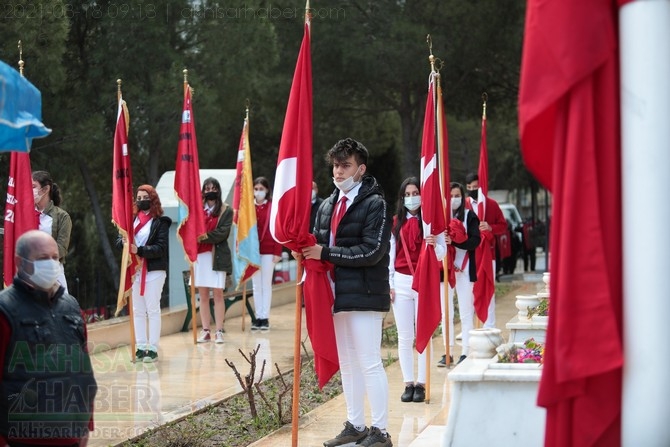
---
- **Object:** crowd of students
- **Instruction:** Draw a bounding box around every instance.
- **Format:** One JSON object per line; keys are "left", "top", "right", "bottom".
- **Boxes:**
{"left": 0, "top": 140, "right": 531, "bottom": 446}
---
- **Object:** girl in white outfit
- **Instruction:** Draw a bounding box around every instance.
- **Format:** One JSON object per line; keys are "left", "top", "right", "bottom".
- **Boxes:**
{"left": 389, "top": 177, "right": 445, "bottom": 402}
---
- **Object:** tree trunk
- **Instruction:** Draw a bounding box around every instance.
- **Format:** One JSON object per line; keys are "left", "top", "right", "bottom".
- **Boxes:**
{"left": 399, "top": 88, "right": 422, "bottom": 179}
{"left": 79, "top": 161, "right": 120, "bottom": 285}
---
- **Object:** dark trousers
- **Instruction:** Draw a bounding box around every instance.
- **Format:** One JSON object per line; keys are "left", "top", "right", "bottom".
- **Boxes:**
{"left": 523, "top": 247, "right": 536, "bottom": 271}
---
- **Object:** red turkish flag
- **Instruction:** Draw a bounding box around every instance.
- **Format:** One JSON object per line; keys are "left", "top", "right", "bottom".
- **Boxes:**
{"left": 497, "top": 231, "right": 512, "bottom": 259}
{"left": 413, "top": 72, "right": 446, "bottom": 354}
{"left": 174, "top": 84, "right": 206, "bottom": 263}
{"left": 268, "top": 19, "right": 338, "bottom": 389}
{"left": 111, "top": 98, "right": 138, "bottom": 312}
{"left": 269, "top": 21, "right": 313, "bottom": 252}
{"left": 3, "top": 152, "right": 39, "bottom": 286}
{"left": 519, "top": 0, "right": 624, "bottom": 445}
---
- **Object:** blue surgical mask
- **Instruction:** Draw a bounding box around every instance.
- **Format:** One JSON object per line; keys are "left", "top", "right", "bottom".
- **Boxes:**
{"left": 404, "top": 196, "right": 421, "bottom": 211}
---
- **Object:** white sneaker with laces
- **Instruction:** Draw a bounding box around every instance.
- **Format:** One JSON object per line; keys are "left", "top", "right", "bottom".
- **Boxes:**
{"left": 197, "top": 329, "right": 211, "bottom": 343}
{"left": 215, "top": 330, "right": 224, "bottom": 344}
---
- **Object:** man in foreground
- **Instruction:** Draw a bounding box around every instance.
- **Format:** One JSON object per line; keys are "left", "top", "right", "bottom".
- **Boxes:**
{"left": 0, "top": 230, "right": 97, "bottom": 447}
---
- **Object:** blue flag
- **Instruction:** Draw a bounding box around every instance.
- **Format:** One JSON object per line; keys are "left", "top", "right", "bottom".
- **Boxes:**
{"left": 0, "top": 61, "right": 51, "bottom": 152}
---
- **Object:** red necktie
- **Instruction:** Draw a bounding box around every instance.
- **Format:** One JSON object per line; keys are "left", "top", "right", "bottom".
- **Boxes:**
{"left": 331, "top": 196, "right": 348, "bottom": 238}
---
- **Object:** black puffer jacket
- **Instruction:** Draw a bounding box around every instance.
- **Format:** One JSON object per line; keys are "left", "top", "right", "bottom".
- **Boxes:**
{"left": 314, "top": 175, "right": 392, "bottom": 312}
{"left": 116, "top": 215, "right": 171, "bottom": 272}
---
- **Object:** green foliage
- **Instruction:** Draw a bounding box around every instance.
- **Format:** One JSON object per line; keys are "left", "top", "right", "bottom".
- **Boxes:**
{"left": 0, "top": 0, "right": 529, "bottom": 309}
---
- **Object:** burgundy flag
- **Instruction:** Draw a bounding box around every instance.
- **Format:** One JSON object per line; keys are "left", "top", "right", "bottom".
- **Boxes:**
{"left": 111, "top": 97, "right": 137, "bottom": 314}
{"left": 413, "top": 72, "right": 446, "bottom": 354}
{"left": 174, "top": 84, "right": 206, "bottom": 263}
{"left": 519, "top": 0, "right": 623, "bottom": 445}
{"left": 3, "top": 152, "right": 38, "bottom": 286}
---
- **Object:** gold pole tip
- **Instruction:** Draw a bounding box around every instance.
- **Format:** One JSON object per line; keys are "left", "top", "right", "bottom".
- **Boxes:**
{"left": 117, "top": 79, "right": 122, "bottom": 86}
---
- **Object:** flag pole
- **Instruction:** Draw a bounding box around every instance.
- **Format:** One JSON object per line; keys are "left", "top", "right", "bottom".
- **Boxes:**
{"left": 429, "top": 34, "right": 451, "bottom": 369}
{"left": 474, "top": 93, "right": 487, "bottom": 329}
{"left": 114, "top": 79, "right": 137, "bottom": 361}
{"left": 182, "top": 69, "right": 200, "bottom": 345}
{"left": 241, "top": 282, "right": 247, "bottom": 331}
{"left": 290, "top": 4, "right": 310, "bottom": 443}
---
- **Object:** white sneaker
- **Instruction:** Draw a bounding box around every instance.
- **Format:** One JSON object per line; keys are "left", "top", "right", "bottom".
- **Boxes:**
{"left": 215, "top": 330, "right": 224, "bottom": 344}
{"left": 197, "top": 329, "right": 211, "bottom": 343}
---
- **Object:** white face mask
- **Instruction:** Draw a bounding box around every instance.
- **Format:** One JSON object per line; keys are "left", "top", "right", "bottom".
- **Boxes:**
{"left": 254, "top": 190, "right": 267, "bottom": 201}
{"left": 451, "top": 197, "right": 462, "bottom": 210}
{"left": 22, "top": 258, "right": 61, "bottom": 291}
{"left": 33, "top": 187, "right": 45, "bottom": 204}
{"left": 404, "top": 196, "right": 421, "bottom": 211}
{"left": 311, "top": 190, "right": 317, "bottom": 201}
{"left": 333, "top": 166, "right": 362, "bottom": 193}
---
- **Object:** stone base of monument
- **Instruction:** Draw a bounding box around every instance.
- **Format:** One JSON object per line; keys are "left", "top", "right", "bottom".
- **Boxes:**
{"left": 444, "top": 355, "right": 545, "bottom": 447}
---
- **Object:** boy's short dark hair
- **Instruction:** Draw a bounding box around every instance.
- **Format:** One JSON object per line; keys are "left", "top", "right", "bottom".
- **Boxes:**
{"left": 465, "top": 172, "right": 479, "bottom": 184}
{"left": 326, "top": 138, "right": 369, "bottom": 166}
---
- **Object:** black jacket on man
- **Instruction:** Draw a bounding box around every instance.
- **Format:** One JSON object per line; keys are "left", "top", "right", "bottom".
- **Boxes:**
{"left": 313, "top": 175, "right": 392, "bottom": 313}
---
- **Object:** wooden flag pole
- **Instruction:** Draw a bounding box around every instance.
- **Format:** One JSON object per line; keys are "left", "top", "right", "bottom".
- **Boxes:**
{"left": 190, "top": 266, "right": 198, "bottom": 343}
{"left": 429, "top": 37, "right": 451, "bottom": 368}
{"left": 443, "top": 264, "right": 451, "bottom": 367}
{"left": 117, "top": 243, "right": 136, "bottom": 361}
{"left": 425, "top": 339, "right": 432, "bottom": 403}
{"left": 241, "top": 282, "right": 247, "bottom": 331}
{"left": 291, "top": 260, "right": 304, "bottom": 447}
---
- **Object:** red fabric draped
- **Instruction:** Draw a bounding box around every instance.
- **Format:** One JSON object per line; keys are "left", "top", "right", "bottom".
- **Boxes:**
{"left": 301, "top": 234, "right": 339, "bottom": 389}
{"left": 519, "top": 0, "right": 624, "bottom": 444}
{"left": 472, "top": 230, "right": 494, "bottom": 322}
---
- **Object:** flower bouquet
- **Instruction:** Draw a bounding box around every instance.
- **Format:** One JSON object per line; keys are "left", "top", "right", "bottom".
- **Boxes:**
{"left": 497, "top": 338, "right": 544, "bottom": 364}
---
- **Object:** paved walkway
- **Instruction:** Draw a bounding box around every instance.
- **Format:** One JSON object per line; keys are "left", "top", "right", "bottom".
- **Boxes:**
{"left": 87, "top": 255, "right": 546, "bottom": 447}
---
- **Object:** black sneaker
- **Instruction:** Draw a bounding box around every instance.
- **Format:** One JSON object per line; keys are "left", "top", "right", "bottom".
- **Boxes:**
{"left": 400, "top": 384, "right": 414, "bottom": 402}
{"left": 437, "top": 355, "right": 455, "bottom": 367}
{"left": 250, "top": 319, "right": 261, "bottom": 331}
{"left": 143, "top": 350, "right": 158, "bottom": 363}
{"left": 457, "top": 354, "right": 467, "bottom": 364}
{"left": 323, "top": 421, "right": 368, "bottom": 447}
{"left": 413, "top": 384, "right": 425, "bottom": 403}
{"left": 135, "top": 349, "right": 145, "bottom": 361}
{"left": 357, "top": 426, "right": 393, "bottom": 447}
{"left": 260, "top": 318, "right": 270, "bottom": 331}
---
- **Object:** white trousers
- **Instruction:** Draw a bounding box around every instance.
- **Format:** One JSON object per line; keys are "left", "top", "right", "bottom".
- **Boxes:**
{"left": 334, "top": 311, "right": 389, "bottom": 430}
{"left": 251, "top": 254, "right": 275, "bottom": 319}
{"left": 392, "top": 273, "right": 430, "bottom": 384}
{"left": 449, "top": 270, "right": 475, "bottom": 355}
{"left": 132, "top": 271, "right": 166, "bottom": 352}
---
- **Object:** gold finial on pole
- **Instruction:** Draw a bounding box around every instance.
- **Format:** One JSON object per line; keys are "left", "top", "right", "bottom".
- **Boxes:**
{"left": 482, "top": 92, "right": 488, "bottom": 120}
{"left": 427, "top": 34, "right": 436, "bottom": 73}
{"left": 305, "top": 0, "right": 311, "bottom": 22}
{"left": 245, "top": 99, "right": 250, "bottom": 120}
{"left": 183, "top": 68, "right": 188, "bottom": 85}
{"left": 117, "top": 79, "right": 122, "bottom": 102}
{"left": 18, "top": 40, "right": 24, "bottom": 76}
